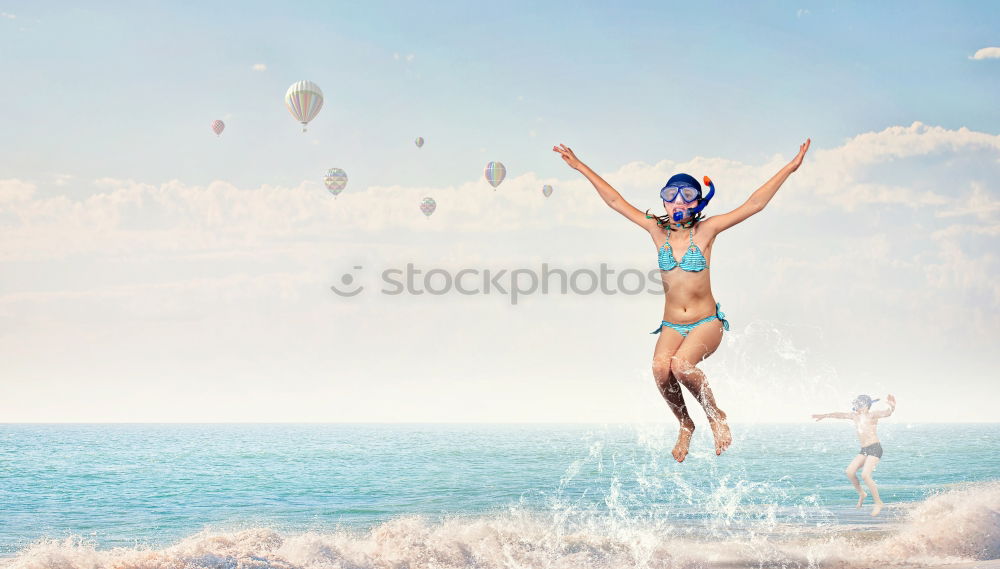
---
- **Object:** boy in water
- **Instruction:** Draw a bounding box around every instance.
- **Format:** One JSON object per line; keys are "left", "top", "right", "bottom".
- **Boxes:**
{"left": 812, "top": 394, "right": 896, "bottom": 516}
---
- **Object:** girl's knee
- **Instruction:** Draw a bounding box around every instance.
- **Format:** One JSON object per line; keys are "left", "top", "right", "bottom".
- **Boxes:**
{"left": 670, "top": 358, "right": 701, "bottom": 385}
{"left": 845, "top": 469, "right": 857, "bottom": 478}
{"left": 652, "top": 359, "right": 671, "bottom": 379}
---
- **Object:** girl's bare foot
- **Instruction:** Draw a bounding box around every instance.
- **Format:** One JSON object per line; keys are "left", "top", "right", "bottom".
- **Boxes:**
{"left": 856, "top": 491, "right": 867, "bottom": 508}
{"left": 672, "top": 422, "right": 695, "bottom": 462}
{"left": 707, "top": 413, "right": 732, "bottom": 456}
{"left": 871, "top": 500, "right": 884, "bottom": 516}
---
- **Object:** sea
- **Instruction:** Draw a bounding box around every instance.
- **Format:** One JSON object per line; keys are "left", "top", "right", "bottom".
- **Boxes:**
{"left": 1, "top": 423, "right": 998, "bottom": 568}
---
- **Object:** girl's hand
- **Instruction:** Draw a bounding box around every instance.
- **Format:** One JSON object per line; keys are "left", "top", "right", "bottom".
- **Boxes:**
{"left": 553, "top": 143, "right": 583, "bottom": 170}
{"left": 788, "top": 138, "right": 811, "bottom": 172}
{"left": 887, "top": 394, "right": 896, "bottom": 405}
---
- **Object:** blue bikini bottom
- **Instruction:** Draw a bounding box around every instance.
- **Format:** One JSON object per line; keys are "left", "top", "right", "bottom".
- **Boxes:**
{"left": 650, "top": 303, "right": 730, "bottom": 337}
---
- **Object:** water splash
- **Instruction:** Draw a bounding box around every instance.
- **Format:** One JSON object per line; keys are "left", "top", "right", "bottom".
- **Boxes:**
{"left": 5, "top": 481, "right": 998, "bottom": 568}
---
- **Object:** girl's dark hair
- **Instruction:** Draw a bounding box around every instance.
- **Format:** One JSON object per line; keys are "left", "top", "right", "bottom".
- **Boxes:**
{"left": 644, "top": 209, "right": 705, "bottom": 228}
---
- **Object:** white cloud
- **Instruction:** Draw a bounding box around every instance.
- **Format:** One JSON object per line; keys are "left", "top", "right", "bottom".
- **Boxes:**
{"left": 0, "top": 178, "right": 35, "bottom": 202}
{"left": 784, "top": 122, "right": 1000, "bottom": 211}
{"left": 970, "top": 47, "right": 1000, "bottom": 60}
{"left": 923, "top": 238, "right": 1000, "bottom": 304}
{"left": 1, "top": 123, "right": 997, "bottom": 318}
{"left": 936, "top": 182, "right": 1000, "bottom": 222}
{"left": 0, "top": 12, "right": 15, "bottom": 19}
{"left": 0, "top": 271, "right": 319, "bottom": 313}
{"left": 3, "top": 122, "right": 998, "bottom": 261}
{"left": 796, "top": 9, "right": 809, "bottom": 18}
{"left": 51, "top": 173, "right": 74, "bottom": 187}
{"left": 251, "top": 63, "right": 267, "bottom": 72}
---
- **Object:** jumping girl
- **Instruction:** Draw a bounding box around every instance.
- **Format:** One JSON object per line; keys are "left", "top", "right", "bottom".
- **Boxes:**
{"left": 553, "top": 140, "right": 810, "bottom": 462}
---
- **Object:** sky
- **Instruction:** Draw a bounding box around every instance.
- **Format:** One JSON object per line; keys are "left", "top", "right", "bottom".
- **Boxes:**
{"left": 1, "top": 1, "right": 998, "bottom": 423}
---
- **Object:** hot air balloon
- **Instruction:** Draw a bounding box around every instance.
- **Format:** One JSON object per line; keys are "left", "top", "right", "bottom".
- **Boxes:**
{"left": 420, "top": 197, "right": 436, "bottom": 218}
{"left": 285, "top": 80, "right": 324, "bottom": 132}
{"left": 324, "top": 168, "right": 348, "bottom": 198}
{"left": 415, "top": 137, "right": 424, "bottom": 148}
{"left": 484, "top": 161, "right": 506, "bottom": 190}
{"left": 542, "top": 184, "right": 553, "bottom": 198}
{"left": 211, "top": 120, "right": 225, "bottom": 136}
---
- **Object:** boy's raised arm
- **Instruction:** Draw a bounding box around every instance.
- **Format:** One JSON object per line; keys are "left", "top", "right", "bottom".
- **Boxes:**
{"left": 872, "top": 394, "right": 896, "bottom": 418}
{"left": 812, "top": 412, "right": 853, "bottom": 421}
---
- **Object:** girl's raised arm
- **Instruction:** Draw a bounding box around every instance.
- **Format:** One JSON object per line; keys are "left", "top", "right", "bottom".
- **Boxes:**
{"left": 703, "top": 139, "right": 810, "bottom": 235}
{"left": 553, "top": 144, "right": 659, "bottom": 232}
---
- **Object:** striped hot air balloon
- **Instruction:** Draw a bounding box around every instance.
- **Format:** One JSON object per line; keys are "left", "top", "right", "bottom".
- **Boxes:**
{"left": 415, "top": 136, "right": 424, "bottom": 148}
{"left": 484, "top": 161, "right": 506, "bottom": 190}
{"left": 324, "top": 168, "right": 348, "bottom": 198}
{"left": 284, "top": 80, "right": 324, "bottom": 132}
{"left": 420, "top": 197, "right": 436, "bottom": 218}
{"left": 542, "top": 184, "right": 553, "bottom": 198}
{"left": 211, "top": 120, "right": 225, "bottom": 136}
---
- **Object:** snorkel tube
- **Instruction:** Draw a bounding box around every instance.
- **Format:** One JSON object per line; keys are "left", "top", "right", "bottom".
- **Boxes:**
{"left": 671, "top": 176, "right": 716, "bottom": 222}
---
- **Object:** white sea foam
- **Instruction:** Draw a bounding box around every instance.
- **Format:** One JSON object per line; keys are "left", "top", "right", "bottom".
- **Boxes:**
{"left": 3, "top": 481, "right": 998, "bottom": 569}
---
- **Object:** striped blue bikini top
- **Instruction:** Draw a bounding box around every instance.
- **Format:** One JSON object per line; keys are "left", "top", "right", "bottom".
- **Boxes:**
{"left": 658, "top": 227, "right": 708, "bottom": 272}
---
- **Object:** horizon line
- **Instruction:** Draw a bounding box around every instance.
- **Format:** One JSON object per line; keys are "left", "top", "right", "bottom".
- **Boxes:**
{"left": 2, "top": 421, "right": 997, "bottom": 425}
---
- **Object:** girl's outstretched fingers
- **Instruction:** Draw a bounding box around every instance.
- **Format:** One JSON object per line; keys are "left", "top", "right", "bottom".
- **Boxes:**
{"left": 789, "top": 138, "right": 811, "bottom": 172}
{"left": 553, "top": 143, "right": 582, "bottom": 170}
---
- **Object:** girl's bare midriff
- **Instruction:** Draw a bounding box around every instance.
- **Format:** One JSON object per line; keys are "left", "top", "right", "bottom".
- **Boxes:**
{"left": 654, "top": 227, "right": 718, "bottom": 323}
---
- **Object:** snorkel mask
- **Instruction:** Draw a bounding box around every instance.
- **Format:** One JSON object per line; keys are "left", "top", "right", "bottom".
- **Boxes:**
{"left": 660, "top": 173, "right": 716, "bottom": 222}
{"left": 852, "top": 394, "right": 880, "bottom": 411}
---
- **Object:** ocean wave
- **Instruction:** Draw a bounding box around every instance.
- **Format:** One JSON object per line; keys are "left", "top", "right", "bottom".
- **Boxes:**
{"left": 3, "top": 481, "right": 998, "bottom": 569}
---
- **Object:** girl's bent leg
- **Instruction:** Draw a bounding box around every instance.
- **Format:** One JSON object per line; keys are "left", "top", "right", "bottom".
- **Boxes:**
{"left": 652, "top": 329, "right": 694, "bottom": 462}
{"left": 671, "top": 320, "right": 729, "bottom": 455}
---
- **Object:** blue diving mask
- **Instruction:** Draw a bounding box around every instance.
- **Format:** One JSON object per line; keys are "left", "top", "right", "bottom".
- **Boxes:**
{"left": 660, "top": 183, "right": 701, "bottom": 204}
{"left": 660, "top": 173, "right": 716, "bottom": 222}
